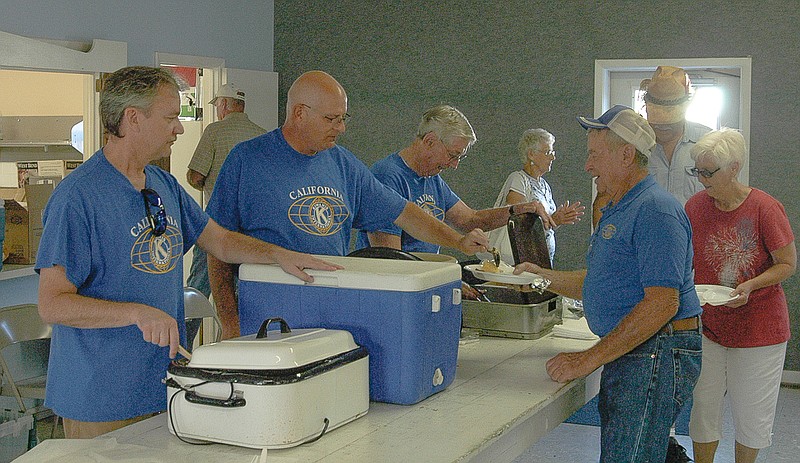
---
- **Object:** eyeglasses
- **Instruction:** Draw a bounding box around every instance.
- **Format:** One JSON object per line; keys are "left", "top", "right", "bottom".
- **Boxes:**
{"left": 300, "top": 104, "right": 351, "bottom": 125}
{"left": 685, "top": 166, "right": 721, "bottom": 179}
{"left": 141, "top": 188, "right": 167, "bottom": 237}
{"left": 438, "top": 137, "right": 469, "bottom": 162}
{"left": 539, "top": 149, "right": 556, "bottom": 158}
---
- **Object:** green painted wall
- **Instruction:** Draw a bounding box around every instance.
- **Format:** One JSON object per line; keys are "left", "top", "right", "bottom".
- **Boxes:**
{"left": 275, "top": 0, "right": 800, "bottom": 369}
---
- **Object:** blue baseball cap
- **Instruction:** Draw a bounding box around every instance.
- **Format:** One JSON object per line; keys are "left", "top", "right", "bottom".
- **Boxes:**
{"left": 578, "top": 105, "right": 656, "bottom": 156}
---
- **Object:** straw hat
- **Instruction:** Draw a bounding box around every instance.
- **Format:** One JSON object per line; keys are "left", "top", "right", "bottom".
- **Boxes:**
{"left": 640, "top": 66, "right": 692, "bottom": 125}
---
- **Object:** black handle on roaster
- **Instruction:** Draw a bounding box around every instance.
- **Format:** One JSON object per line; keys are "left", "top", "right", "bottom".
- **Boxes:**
{"left": 256, "top": 317, "right": 292, "bottom": 338}
{"left": 184, "top": 391, "right": 246, "bottom": 408}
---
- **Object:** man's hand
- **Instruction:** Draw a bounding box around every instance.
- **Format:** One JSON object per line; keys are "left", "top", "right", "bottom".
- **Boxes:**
{"left": 458, "top": 228, "right": 489, "bottom": 255}
{"left": 545, "top": 351, "right": 599, "bottom": 383}
{"left": 271, "top": 248, "right": 344, "bottom": 283}
{"left": 552, "top": 200, "right": 585, "bottom": 226}
{"left": 131, "top": 305, "right": 181, "bottom": 359}
{"left": 514, "top": 261, "right": 544, "bottom": 275}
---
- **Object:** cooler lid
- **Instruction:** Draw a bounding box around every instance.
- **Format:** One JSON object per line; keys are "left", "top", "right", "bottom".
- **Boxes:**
{"left": 188, "top": 323, "right": 359, "bottom": 370}
{"left": 239, "top": 255, "right": 461, "bottom": 292}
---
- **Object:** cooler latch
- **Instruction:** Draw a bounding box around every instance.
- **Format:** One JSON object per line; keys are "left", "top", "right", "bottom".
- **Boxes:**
{"left": 431, "top": 294, "right": 441, "bottom": 312}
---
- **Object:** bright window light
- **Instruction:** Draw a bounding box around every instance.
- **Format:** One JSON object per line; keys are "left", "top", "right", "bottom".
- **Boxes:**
{"left": 634, "top": 87, "right": 723, "bottom": 130}
{"left": 686, "top": 87, "right": 723, "bottom": 129}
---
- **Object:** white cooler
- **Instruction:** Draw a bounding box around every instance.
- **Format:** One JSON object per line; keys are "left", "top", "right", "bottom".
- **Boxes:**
{"left": 166, "top": 318, "right": 369, "bottom": 449}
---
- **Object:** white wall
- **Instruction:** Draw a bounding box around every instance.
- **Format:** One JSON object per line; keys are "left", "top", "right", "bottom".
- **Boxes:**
{"left": 0, "top": 1, "right": 275, "bottom": 70}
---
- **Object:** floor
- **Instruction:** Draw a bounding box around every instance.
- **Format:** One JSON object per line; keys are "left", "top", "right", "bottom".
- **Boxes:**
{"left": 514, "top": 385, "right": 800, "bottom": 462}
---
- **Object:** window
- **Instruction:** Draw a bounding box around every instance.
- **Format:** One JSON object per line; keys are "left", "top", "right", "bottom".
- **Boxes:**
{"left": 634, "top": 86, "right": 723, "bottom": 130}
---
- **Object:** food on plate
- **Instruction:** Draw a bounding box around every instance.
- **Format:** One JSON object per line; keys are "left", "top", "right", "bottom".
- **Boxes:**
{"left": 480, "top": 260, "right": 513, "bottom": 274}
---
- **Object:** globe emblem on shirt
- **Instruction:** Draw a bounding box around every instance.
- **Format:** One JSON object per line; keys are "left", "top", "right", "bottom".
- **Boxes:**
{"left": 417, "top": 199, "right": 445, "bottom": 221}
{"left": 131, "top": 226, "right": 183, "bottom": 274}
{"left": 601, "top": 224, "right": 617, "bottom": 240}
{"left": 288, "top": 195, "right": 350, "bottom": 236}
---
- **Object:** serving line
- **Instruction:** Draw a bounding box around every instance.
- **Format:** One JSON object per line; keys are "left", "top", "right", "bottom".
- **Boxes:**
{"left": 19, "top": 333, "right": 600, "bottom": 463}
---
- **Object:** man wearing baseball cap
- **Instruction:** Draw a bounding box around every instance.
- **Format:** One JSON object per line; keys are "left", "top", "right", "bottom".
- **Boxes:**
{"left": 592, "top": 67, "right": 713, "bottom": 228}
{"left": 185, "top": 83, "right": 266, "bottom": 314}
{"left": 516, "top": 105, "right": 702, "bottom": 462}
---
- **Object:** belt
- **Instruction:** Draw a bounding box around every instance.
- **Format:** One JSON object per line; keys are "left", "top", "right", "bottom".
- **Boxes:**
{"left": 660, "top": 316, "right": 701, "bottom": 334}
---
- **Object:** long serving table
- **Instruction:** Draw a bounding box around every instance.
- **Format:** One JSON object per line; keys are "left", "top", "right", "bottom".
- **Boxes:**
{"left": 18, "top": 333, "right": 600, "bottom": 463}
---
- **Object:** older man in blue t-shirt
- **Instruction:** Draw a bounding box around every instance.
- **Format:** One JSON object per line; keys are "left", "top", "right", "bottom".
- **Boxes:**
{"left": 516, "top": 105, "right": 702, "bottom": 463}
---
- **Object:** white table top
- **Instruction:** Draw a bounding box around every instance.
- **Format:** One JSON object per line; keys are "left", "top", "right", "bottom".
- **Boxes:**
{"left": 18, "top": 329, "right": 600, "bottom": 463}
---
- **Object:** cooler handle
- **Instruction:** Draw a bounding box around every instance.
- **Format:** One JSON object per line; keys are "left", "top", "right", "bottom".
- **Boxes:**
{"left": 183, "top": 391, "right": 246, "bottom": 408}
{"left": 256, "top": 317, "right": 292, "bottom": 338}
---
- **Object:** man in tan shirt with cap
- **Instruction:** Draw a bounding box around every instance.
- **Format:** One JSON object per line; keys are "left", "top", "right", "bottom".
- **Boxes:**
{"left": 186, "top": 83, "right": 266, "bottom": 303}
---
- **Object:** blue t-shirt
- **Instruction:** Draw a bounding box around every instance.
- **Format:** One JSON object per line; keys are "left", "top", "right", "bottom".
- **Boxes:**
{"left": 207, "top": 128, "right": 407, "bottom": 256}
{"left": 582, "top": 175, "right": 701, "bottom": 337}
{"left": 355, "top": 152, "right": 460, "bottom": 253}
{"left": 35, "top": 149, "right": 208, "bottom": 421}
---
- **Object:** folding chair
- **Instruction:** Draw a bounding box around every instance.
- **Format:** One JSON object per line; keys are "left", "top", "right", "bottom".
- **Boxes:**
{"left": 0, "top": 304, "right": 61, "bottom": 438}
{"left": 0, "top": 304, "right": 51, "bottom": 414}
{"left": 184, "top": 287, "right": 222, "bottom": 348}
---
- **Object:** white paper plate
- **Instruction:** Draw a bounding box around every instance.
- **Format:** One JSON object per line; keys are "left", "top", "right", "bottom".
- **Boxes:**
{"left": 465, "top": 264, "right": 543, "bottom": 285}
{"left": 696, "top": 284, "right": 738, "bottom": 306}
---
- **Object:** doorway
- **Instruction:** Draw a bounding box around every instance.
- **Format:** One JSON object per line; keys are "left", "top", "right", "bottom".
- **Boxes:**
{"left": 594, "top": 57, "right": 752, "bottom": 183}
{"left": 589, "top": 58, "right": 752, "bottom": 227}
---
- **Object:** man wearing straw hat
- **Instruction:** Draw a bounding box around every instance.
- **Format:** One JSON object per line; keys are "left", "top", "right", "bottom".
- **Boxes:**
{"left": 641, "top": 65, "right": 712, "bottom": 205}
{"left": 592, "top": 66, "right": 711, "bottom": 227}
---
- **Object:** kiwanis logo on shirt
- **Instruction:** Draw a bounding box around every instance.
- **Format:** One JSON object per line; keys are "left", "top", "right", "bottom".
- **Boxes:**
{"left": 601, "top": 223, "right": 616, "bottom": 240}
{"left": 130, "top": 217, "right": 183, "bottom": 274}
{"left": 288, "top": 185, "right": 350, "bottom": 236}
{"left": 415, "top": 193, "right": 445, "bottom": 221}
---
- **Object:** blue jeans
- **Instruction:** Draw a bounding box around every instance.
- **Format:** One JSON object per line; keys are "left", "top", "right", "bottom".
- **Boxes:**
{"left": 598, "top": 329, "right": 702, "bottom": 462}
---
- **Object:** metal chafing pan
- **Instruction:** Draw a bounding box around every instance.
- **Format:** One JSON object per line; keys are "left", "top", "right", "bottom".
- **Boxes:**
{"left": 462, "top": 212, "right": 562, "bottom": 339}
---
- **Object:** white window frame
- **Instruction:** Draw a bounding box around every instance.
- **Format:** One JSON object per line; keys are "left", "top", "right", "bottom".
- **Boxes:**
{"left": 594, "top": 57, "right": 752, "bottom": 185}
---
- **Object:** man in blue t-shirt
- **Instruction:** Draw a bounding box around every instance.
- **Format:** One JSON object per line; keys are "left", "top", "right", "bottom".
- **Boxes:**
{"left": 355, "top": 105, "right": 553, "bottom": 255}
{"left": 515, "top": 105, "right": 702, "bottom": 462}
{"left": 206, "top": 71, "right": 489, "bottom": 338}
{"left": 35, "top": 67, "right": 340, "bottom": 439}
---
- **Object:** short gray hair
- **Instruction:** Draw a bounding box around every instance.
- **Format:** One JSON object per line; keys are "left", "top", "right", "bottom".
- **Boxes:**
{"left": 228, "top": 97, "right": 245, "bottom": 111}
{"left": 417, "top": 105, "right": 476, "bottom": 147}
{"left": 690, "top": 128, "right": 746, "bottom": 169}
{"left": 518, "top": 128, "right": 555, "bottom": 163}
{"left": 100, "top": 66, "right": 179, "bottom": 137}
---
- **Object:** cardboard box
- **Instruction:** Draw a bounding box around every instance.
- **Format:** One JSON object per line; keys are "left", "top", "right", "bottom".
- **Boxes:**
{"left": 17, "top": 160, "right": 82, "bottom": 188}
{"left": 2, "top": 183, "right": 54, "bottom": 264}
{"left": 0, "top": 410, "right": 34, "bottom": 461}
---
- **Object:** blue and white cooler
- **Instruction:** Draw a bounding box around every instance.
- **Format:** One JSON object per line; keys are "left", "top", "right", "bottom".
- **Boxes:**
{"left": 238, "top": 256, "right": 463, "bottom": 405}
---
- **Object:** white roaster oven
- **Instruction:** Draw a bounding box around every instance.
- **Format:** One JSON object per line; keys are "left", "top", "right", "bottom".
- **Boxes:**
{"left": 166, "top": 318, "right": 369, "bottom": 449}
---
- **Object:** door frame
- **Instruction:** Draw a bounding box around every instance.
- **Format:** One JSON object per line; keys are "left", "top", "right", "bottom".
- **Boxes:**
{"left": 154, "top": 52, "right": 225, "bottom": 127}
{"left": 594, "top": 57, "right": 752, "bottom": 185}
{"left": 0, "top": 31, "right": 127, "bottom": 158}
